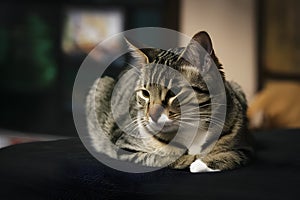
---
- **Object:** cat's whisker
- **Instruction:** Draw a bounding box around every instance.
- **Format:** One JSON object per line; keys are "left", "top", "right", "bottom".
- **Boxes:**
{"left": 178, "top": 120, "right": 198, "bottom": 127}
{"left": 125, "top": 117, "right": 150, "bottom": 134}
{"left": 129, "top": 125, "right": 141, "bottom": 133}
{"left": 181, "top": 108, "right": 217, "bottom": 115}
{"left": 178, "top": 118, "right": 223, "bottom": 130}
{"left": 200, "top": 115, "right": 225, "bottom": 122}
{"left": 178, "top": 119, "right": 200, "bottom": 123}
{"left": 180, "top": 103, "right": 226, "bottom": 111}
{"left": 206, "top": 121, "right": 224, "bottom": 129}
{"left": 179, "top": 114, "right": 226, "bottom": 128}
{"left": 198, "top": 115, "right": 225, "bottom": 124}
{"left": 123, "top": 118, "right": 139, "bottom": 129}
{"left": 202, "top": 118, "right": 225, "bottom": 128}
{"left": 181, "top": 107, "right": 201, "bottom": 112}
{"left": 182, "top": 113, "right": 224, "bottom": 118}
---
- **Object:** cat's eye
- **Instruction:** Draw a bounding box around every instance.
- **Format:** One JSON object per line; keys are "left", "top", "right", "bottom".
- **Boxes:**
{"left": 141, "top": 89, "right": 150, "bottom": 98}
{"left": 166, "top": 89, "right": 176, "bottom": 99}
{"left": 166, "top": 87, "right": 180, "bottom": 98}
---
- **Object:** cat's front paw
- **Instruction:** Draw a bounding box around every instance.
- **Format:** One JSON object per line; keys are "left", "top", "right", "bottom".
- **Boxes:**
{"left": 190, "top": 159, "right": 220, "bottom": 173}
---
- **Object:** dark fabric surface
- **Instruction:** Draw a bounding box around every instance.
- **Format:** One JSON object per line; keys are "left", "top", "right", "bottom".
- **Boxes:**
{"left": 0, "top": 129, "right": 299, "bottom": 200}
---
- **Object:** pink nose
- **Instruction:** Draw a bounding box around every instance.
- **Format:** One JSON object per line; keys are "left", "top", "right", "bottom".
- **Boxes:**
{"left": 149, "top": 104, "right": 164, "bottom": 122}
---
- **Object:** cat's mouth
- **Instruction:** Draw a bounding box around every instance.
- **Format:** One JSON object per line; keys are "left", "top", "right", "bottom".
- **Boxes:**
{"left": 147, "top": 113, "right": 176, "bottom": 130}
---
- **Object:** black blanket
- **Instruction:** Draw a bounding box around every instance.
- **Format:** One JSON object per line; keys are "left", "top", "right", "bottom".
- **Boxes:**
{"left": 0, "top": 129, "right": 299, "bottom": 199}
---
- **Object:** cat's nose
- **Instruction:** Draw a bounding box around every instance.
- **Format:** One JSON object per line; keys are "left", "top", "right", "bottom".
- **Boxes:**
{"left": 149, "top": 104, "right": 164, "bottom": 123}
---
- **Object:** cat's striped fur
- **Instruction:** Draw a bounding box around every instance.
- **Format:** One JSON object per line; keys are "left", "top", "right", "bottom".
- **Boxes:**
{"left": 86, "top": 31, "right": 254, "bottom": 171}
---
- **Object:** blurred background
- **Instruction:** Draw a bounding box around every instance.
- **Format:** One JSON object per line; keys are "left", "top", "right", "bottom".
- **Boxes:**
{"left": 0, "top": 0, "right": 299, "bottom": 147}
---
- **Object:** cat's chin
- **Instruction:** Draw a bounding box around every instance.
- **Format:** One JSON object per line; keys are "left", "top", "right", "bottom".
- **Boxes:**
{"left": 146, "top": 123, "right": 178, "bottom": 134}
{"left": 153, "top": 133, "right": 176, "bottom": 144}
{"left": 161, "top": 126, "right": 179, "bottom": 134}
{"left": 148, "top": 120, "right": 177, "bottom": 131}
{"left": 149, "top": 126, "right": 179, "bottom": 143}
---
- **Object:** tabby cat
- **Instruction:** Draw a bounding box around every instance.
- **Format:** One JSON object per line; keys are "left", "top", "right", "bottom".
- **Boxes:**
{"left": 86, "top": 31, "right": 254, "bottom": 172}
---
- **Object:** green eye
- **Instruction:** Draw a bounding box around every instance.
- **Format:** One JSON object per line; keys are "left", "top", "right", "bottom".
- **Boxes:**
{"left": 166, "top": 87, "right": 180, "bottom": 98}
{"left": 141, "top": 89, "right": 150, "bottom": 98}
{"left": 166, "top": 89, "right": 176, "bottom": 98}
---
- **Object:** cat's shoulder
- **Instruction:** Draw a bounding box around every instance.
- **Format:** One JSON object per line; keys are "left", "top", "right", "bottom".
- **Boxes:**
{"left": 226, "top": 81, "right": 247, "bottom": 108}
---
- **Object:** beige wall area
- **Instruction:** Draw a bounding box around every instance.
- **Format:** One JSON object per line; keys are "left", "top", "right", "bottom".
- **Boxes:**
{"left": 180, "top": 0, "right": 257, "bottom": 100}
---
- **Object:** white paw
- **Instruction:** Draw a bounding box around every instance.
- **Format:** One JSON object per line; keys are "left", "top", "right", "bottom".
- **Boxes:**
{"left": 190, "top": 159, "right": 220, "bottom": 173}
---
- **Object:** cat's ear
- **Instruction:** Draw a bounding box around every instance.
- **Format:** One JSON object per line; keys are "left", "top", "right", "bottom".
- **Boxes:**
{"left": 191, "top": 31, "right": 213, "bottom": 54}
{"left": 179, "top": 31, "right": 215, "bottom": 74}
{"left": 125, "top": 38, "right": 161, "bottom": 65}
{"left": 125, "top": 38, "right": 149, "bottom": 64}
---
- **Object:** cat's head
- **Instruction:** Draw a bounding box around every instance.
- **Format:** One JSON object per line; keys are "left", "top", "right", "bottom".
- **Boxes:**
{"left": 127, "top": 31, "right": 224, "bottom": 142}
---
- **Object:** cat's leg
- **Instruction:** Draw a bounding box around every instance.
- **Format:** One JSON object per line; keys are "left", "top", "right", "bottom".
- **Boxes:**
{"left": 116, "top": 134, "right": 190, "bottom": 168}
{"left": 116, "top": 133, "right": 187, "bottom": 157}
{"left": 118, "top": 151, "right": 196, "bottom": 169}
{"left": 119, "top": 136, "right": 197, "bottom": 169}
{"left": 190, "top": 150, "right": 251, "bottom": 173}
{"left": 118, "top": 151, "right": 185, "bottom": 168}
{"left": 169, "top": 154, "right": 196, "bottom": 169}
